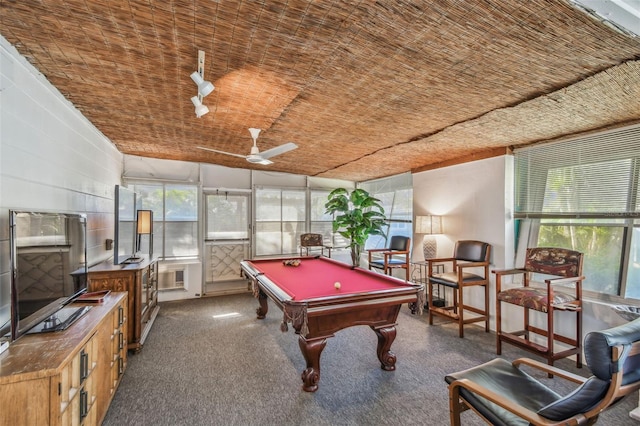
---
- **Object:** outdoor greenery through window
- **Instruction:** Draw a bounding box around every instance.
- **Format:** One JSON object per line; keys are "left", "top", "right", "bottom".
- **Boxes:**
{"left": 514, "top": 124, "right": 640, "bottom": 301}
{"left": 128, "top": 183, "right": 199, "bottom": 259}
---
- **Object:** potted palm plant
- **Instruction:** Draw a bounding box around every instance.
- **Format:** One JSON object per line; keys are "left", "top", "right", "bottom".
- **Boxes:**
{"left": 324, "top": 188, "right": 387, "bottom": 267}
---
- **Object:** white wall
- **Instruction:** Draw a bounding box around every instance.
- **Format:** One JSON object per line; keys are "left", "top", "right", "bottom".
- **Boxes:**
{"left": 0, "top": 34, "right": 123, "bottom": 315}
{"left": 0, "top": 35, "right": 122, "bottom": 263}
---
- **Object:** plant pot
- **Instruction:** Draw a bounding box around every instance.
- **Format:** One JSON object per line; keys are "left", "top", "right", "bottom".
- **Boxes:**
{"left": 351, "top": 245, "right": 362, "bottom": 267}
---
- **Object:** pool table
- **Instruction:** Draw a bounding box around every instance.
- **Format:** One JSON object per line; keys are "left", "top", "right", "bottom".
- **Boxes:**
{"left": 240, "top": 256, "right": 424, "bottom": 392}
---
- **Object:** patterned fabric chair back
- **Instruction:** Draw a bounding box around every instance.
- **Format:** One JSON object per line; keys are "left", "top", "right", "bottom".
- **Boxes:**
{"left": 524, "top": 247, "right": 583, "bottom": 278}
{"left": 300, "top": 233, "right": 323, "bottom": 247}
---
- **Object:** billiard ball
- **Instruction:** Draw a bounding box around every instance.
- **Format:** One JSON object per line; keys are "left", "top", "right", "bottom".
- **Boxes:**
{"left": 334, "top": 281, "right": 341, "bottom": 289}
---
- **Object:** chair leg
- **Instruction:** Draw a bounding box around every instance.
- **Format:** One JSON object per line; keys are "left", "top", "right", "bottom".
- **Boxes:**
{"left": 484, "top": 283, "right": 490, "bottom": 333}
{"left": 449, "top": 385, "right": 463, "bottom": 426}
{"left": 547, "top": 306, "right": 554, "bottom": 367}
{"left": 576, "top": 309, "right": 582, "bottom": 368}
{"left": 496, "top": 298, "right": 502, "bottom": 355}
{"left": 428, "top": 281, "right": 434, "bottom": 326}
{"left": 457, "top": 286, "right": 464, "bottom": 338}
{"left": 524, "top": 306, "right": 530, "bottom": 343}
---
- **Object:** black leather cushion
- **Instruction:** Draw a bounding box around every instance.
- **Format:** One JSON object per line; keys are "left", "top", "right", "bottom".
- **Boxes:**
{"left": 454, "top": 240, "right": 489, "bottom": 262}
{"left": 539, "top": 317, "right": 640, "bottom": 420}
{"left": 584, "top": 316, "right": 640, "bottom": 384}
{"left": 537, "top": 376, "right": 609, "bottom": 420}
{"left": 429, "top": 271, "right": 485, "bottom": 288}
{"left": 445, "top": 358, "right": 560, "bottom": 426}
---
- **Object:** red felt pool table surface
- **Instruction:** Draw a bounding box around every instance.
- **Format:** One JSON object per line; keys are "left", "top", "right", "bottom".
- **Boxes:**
{"left": 247, "top": 256, "right": 407, "bottom": 300}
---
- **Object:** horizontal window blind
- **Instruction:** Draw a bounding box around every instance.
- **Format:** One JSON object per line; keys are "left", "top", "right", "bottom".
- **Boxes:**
{"left": 514, "top": 124, "right": 640, "bottom": 218}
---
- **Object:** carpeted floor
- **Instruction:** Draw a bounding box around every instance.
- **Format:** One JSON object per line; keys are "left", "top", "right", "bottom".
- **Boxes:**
{"left": 103, "top": 293, "right": 638, "bottom": 425}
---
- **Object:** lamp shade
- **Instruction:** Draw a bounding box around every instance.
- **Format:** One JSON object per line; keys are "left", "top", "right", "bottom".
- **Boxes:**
{"left": 136, "top": 210, "right": 153, "bottom": 235}
{"left": 415, "top": 215, "right": 442, "bottom": 235}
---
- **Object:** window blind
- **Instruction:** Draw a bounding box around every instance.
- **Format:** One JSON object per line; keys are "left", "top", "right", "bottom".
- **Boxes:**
{"left": 514, "top": 124, "right": 640, "bottom": 218}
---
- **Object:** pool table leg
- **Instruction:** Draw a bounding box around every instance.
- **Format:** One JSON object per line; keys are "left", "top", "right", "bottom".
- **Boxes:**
{"left": 256, "top": 290, "right": 268, "bottom": 319}
{"left": 372, "top": 325, "right": 397, "bottom": 371}
{"left": 299, "top": 336, "right": 327, "bottom": 392}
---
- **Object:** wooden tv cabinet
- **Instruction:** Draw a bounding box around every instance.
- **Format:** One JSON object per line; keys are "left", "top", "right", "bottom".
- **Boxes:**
{"left": 88, "top": 257, "right": 159, "bottom": 352}
{"left": 0, "top": 292, "right": 128, "bottom": 425}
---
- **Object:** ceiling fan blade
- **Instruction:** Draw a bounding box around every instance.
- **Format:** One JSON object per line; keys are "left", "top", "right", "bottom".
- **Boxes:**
{"left": 259, "top": 142, "right": 298, "bottom": 159}
{"left": 196, "top": 146, "right": 247, "bottom": 159}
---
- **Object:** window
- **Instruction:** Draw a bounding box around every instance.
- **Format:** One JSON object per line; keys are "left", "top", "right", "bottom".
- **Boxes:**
{"left": 255, "top": 187, "right": 306, "bottom": 256}
{"left": 129, "top": 183, "right": 199, "bottom": 259}
{"left": 205, "top": 192, "right": 249, "bottom": 240}
{"left": 359, "top": 173, "right": 413, "bottom": 250}
{"left": 514, "top": 124, "right": 640, "bottom": 300}
{"left": 309, "top": 189, "right": 347, "bottom": 247}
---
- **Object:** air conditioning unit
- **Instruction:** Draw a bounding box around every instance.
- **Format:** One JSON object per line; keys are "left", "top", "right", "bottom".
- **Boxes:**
{"left": 159, "top": 268, "right": 185, "bottom": 290}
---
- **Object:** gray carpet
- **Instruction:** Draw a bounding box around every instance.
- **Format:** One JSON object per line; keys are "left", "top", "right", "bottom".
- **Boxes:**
{"left": 103, "top": 293, "right": 638, "bottom": 425}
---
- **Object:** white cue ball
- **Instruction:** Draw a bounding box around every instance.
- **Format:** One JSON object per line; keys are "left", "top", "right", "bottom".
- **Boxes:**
{"left": 334, "top": 281, "right": 341, "bottom": 289}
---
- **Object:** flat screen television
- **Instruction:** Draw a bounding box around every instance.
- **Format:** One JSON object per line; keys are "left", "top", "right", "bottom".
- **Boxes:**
{"left": 9, "top": 211, "right": 89, "bottom": 341}
{"left": 114, "top": 184, "right": 137, "bottom": 264}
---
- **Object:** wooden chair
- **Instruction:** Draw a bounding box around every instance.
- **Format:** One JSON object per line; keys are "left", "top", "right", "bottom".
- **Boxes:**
{"left": 367, "top": 235, "right": 411, "bottom": 281}
{"left": 299, "top": 233, "right": 331, "bottom": 257}
{"left": 427, "top": 240, "right": 491, "bottom": 338}
{"left": 493, "top": 247, "right": 584, "bottom": 369}
{"left": 446, "top": 317, "right": 640, "bottom": 426}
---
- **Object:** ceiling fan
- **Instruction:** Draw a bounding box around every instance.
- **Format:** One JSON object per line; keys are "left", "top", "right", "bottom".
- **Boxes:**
{"left": 197, "top": 128, "right": 298, "bottom": 165}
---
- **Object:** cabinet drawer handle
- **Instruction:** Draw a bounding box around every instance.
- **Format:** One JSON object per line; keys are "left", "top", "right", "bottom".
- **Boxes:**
{"left": 80, "top": 350, "right": 89, "bottom": 382}
{"left": 118, "top": 305, "right": 124, "bottom": 326}
{"left": 118, "top": 331, "right": 124, "bottom": 350}
{"left": 80, "top": 387, "right": 88, "bottom": 420}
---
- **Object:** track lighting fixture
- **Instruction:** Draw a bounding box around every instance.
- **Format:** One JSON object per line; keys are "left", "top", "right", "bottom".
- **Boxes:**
{"left": 191, "top": 96, "right": 209, "bottom": 118}
{"left": 190, "top": 49, "right": 214, "bottom": 118}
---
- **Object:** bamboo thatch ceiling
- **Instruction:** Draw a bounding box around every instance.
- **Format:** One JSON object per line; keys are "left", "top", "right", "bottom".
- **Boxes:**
{"left": 2, "top": 1, "right": 639, "bottom": 182}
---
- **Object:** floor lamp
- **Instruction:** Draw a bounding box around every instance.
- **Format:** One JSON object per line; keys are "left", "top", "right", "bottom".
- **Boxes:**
{"left": 415, "top": 215, "right": 442, "bottom": 260}
{"left": 136, "top": 209, "right": 153, "bottom": 259}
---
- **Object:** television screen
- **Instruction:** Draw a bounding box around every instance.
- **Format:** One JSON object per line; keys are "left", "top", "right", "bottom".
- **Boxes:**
{"left": 9, "top": 211, "right": 88, "bottom": 341}
{"left": 114, "top": 184, "right": 137, "bottom": 264}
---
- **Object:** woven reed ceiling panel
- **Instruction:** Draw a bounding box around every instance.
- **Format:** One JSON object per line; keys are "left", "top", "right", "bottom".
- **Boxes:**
{"left": 1, "top": 0, "right": 639, "bottom": 181}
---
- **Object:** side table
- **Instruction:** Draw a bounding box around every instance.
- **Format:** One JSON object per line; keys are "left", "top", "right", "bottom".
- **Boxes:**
{"left": 410, "top": 260, "right": 445, "bottom": 309}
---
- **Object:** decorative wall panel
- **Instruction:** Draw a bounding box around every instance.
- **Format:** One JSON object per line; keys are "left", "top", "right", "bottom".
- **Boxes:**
{"left": 205, "top": 242, "right": 249, "bottom": 283}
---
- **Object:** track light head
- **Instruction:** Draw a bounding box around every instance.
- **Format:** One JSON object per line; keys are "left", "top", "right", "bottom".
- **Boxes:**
{"left": 190, "top": 71, "right": 214, "bottom": 97}
{"left": 191, "top": 96, "right": 209, "bottom": 118}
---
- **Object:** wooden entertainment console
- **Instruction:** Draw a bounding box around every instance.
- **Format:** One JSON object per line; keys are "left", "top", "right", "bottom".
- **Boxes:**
{"left": 0, "top": 292, "right": 128, "bottom": 425}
